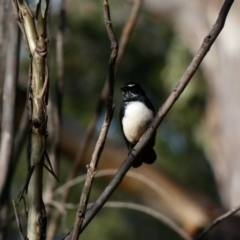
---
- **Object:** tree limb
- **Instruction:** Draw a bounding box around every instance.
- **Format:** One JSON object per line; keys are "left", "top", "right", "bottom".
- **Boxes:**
{"left": 62, "top": 0, "right": 234, "bottom": 237}
{"left": 47, "top": 0, "right": 140, "bottom": 238}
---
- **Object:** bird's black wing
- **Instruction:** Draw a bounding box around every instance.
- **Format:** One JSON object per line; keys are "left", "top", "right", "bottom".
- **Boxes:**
{"left": 140, "top": 95, "right": 155, "bottom": 114}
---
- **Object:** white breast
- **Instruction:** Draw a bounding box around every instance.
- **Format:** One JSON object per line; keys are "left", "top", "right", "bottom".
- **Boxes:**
{"left": 122, "top": 102, "right": 154, "bottom": 143}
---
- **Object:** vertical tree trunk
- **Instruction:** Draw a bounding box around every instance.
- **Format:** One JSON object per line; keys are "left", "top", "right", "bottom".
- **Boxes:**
{"left": 0, "top": 0, "right": 9, "bottom": 128}
{"left": 0, "top": 5, "right": 20, "bottom": 239}
{"left": 15, "top": 0, "right": 51, "bottom": 238}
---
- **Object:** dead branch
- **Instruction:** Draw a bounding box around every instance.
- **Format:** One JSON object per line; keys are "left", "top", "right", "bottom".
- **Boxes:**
{"left": 116, "top": 0, "right": 141, "bottom": 69}
{"left": 47, "top": 0, "right": 141, "bottom": 238}
{"left": 70, "top": 0, "right": 118, "bottom": 239}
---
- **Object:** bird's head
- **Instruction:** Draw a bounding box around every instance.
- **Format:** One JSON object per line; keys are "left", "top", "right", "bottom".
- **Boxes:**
{"left": 120, "top": 82, "right": 145, "bottom": 101}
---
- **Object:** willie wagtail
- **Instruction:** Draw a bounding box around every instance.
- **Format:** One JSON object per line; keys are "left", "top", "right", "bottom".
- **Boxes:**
{"left": 120, "top": 82, "right": 157, "bottom": 168}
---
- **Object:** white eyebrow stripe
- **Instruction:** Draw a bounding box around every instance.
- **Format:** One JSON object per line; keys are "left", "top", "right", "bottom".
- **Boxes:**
{"left": 127, "top": 84, "right": 136, "bottom": 87}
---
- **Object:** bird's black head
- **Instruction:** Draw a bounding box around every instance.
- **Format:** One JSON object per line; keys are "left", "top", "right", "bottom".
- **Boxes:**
{"left": 120, "top": 82, "right": 145, "bottom": 101}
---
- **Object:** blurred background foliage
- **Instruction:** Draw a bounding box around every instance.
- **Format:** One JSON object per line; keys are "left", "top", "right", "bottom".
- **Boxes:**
{"left": 14, "top": 0, "right": 220, "bottom": 239}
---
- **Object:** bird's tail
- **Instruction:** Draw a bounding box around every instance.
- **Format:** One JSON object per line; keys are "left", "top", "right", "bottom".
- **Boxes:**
{"left": 132, "top": 147, "right": 157, "bottom": 168}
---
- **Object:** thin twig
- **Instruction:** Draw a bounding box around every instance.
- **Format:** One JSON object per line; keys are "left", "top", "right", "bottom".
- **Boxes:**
{"left": 71, "top": 0, "right": 140, "bottom": 173}
{"left": 48, "top": 1, "right": 140, "bottom": 237}
{"left": 12, "top": 200, "right": 26, "bottom": 240}
{"left": 62, "top": 1, "right": 234, "bottom": 238}
{"left": 195, "top": 204, "right": 240, "bottom": 240}
{"left": 54, "top": 169, "right": 173, "bottom": 207}
{"left": 103, "top": 201, "right": 192, "bottom": 240}
{"left": 50, "top": 200, "right": 192, "bottom": 240}
{"left": 71, "top": 0, "right": 141, "bottom": 178}
{"left": 62, "top": 201, "right": 192, "bottom": 240}
{"left": 116, "top": 0, "right": 141, "bottom": 69}
{"left": 70, "top": 1, "right": 118, "bottom": 239}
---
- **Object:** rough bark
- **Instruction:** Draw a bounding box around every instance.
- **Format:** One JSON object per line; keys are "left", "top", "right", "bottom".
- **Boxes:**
{"left": 15, "top": 0, "right": 50, "bottom": 238}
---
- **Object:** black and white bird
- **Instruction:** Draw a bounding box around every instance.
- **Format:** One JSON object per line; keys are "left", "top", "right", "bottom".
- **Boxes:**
{"left": 120, "top": 82, "right": 157, "bottom": 168}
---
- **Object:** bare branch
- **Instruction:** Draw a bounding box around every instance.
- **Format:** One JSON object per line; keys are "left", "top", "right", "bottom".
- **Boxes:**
{"left": 49, "top": 1, "right": 137, "bottom": 239}
{"left": 116, "top": 0, "right": 141, "bottom": 69}
{"left": 63, "top": 0, "right": 233, "bottom": 236}
{"left": 103, "top": 201, "right": 192, "bottom": 240}
{"left": 195, "top": 204, "right": 240, "bottom": 240}
{"left": 49, "top": 0, "right": 141, "bottom": 238}
{"left": 70, "top": 1, "right": 118, "bottom": 239}
{"left": 54, "top": 169, "right": 172, "bottom": 207}
{"left": 50, "top": 199, "right": 192, "bottom": 240}
{"left": 71, "top": 0, "right": 141, "bottom": 181}
{"left": 15, "top": 0, "right": 37, "bottom": 54}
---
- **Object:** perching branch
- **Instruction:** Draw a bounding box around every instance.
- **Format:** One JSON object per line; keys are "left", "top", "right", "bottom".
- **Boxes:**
{"left": 62, "top": 0, "right": 234, "bottom": 236}
{"left": 70, "top": 1, "right": 118, "bottom": 239}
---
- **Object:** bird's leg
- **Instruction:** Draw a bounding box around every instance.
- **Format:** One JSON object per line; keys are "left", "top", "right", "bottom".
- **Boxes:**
{"left": 128, "top": 142, "right": 136, "bottom": 157}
